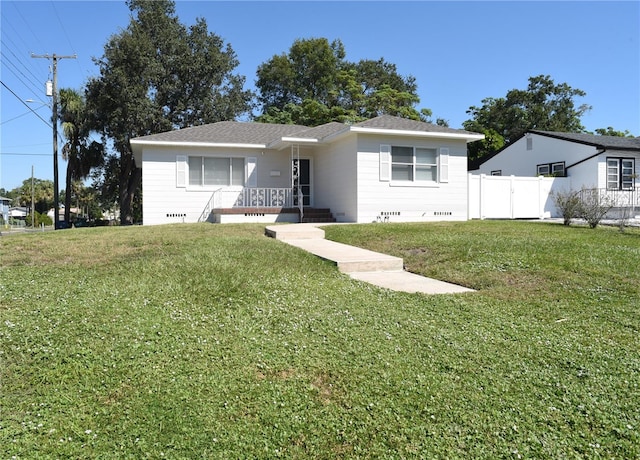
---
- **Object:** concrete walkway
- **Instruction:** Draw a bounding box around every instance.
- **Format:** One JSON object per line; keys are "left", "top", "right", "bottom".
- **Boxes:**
{"left": 265, "top": 224, "right": 474, "bottom": 295}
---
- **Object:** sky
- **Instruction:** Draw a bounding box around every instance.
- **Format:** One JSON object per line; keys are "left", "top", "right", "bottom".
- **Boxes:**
{"left": 1, "top": 0, "right": 639, "bottom": 192}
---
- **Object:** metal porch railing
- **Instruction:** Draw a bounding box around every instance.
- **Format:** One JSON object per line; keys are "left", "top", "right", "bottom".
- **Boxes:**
{"left": 198, "top": 188, "right": 295, "bottom": 222}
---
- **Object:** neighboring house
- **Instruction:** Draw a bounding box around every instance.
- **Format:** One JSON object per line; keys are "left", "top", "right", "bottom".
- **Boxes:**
{"left": 130, "top": 115, "right": 484, "bottom": 225}
{"left": 473, "top": 130, "right": 640, "bottom": 210}
{"left": 0, "top": 196, "right": 10, "bottom": 225}
{"left": 9, "top": 206, "right": 28, "bottom": 219}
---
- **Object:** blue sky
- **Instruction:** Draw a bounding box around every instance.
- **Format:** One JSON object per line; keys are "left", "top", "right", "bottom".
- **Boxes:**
{"left": 1, "top": 1, "right": 639, "bottom": 192}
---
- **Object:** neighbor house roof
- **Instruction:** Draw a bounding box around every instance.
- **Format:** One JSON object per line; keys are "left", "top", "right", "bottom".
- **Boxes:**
{"left": 130, "top": 115, "right": 484, "bottom": 164}
{"left": 530, "top": 130, "right": 640, "bottom": 151}
{"left": 470, "top": 130, "right": 640, "bottom": 171}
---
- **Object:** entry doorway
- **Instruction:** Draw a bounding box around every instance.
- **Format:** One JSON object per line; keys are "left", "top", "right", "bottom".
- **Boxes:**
{"left": 292, "top": 158, "right": 311, "bottom": 207}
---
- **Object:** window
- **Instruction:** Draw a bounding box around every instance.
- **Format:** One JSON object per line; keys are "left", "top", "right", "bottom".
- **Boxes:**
{"left": 491, "top": 170, "right": 502, "bottom": 176}
{"left": 537, "top": 164, "right": 550, "bottom": 176}
{"left": 390, "top": 146, "right": 438, "bottom": 182}
{"left": 607, "top": 157, "right": 635, "bottom": 190}
{"left": 551, "top": 162, "right": 565, "bottom": 176}
{"left": 188, "top": 156, "right": 244, "bottom": 186}
{"left": 536, "top": 162, "right": 565, "bottom": 177}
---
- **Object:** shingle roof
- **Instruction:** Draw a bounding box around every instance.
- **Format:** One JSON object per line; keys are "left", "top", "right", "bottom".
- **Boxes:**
{"left": 289, "top": 122, "right": 348, "bottom": 140}
{"left": 131, "top": 115, "right": 482, "bottom": 146}
{"left": 133, "top": 121, "right": 309, "bottom": 145}
{"left": 353, "top": 114, "right": 480, "bottom": 136}
{"left": 531, "top": 130, "right": 640, "bottom": 151}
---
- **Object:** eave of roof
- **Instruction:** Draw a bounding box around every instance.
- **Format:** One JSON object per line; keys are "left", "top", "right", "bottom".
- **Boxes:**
{"left": 530, "top": 130, "right": 640, "bottom": 151}
{"left": 349, "top": 126, "right": 485, "bottom": 142}
{"left": 130, "top": 116, "right": 485, "bottom": 157}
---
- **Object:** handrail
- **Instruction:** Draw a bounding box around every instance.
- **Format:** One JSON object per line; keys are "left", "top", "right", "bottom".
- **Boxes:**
{"left": 579, "top": 188, "right": 639, "bottom": 207}
{"left": 197, "top": 188, "right": 223, "bottom": 223}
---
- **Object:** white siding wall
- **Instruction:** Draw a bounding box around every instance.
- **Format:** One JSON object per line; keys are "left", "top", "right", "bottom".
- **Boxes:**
{"left": 355, "top": 134, "right": 469, "bottom": 223}
{"left": 476, "top": 134, "right": 599, "bottom": 177}
{"left": 475, "top": 135, "right": 640, "bottom": 193}
{"left": 142, "top": 146, "right": 291, "bottom": 225}
{"left": 313, "top": 136, "right": 358, "bottom": 222}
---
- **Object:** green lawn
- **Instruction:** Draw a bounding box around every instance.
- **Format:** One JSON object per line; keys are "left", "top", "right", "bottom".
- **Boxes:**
{"left": 1, "top": 221, "right": 638, "bottom": 458}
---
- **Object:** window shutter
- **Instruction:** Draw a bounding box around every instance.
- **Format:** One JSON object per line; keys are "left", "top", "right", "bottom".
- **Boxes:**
{"left": 176, "top": 155, "right": 187, "bottom": 188}
{"left": 380, "top": 144, "right": 391, "bottom": 181}
{"left": 246, "top": 157, "right": 257, "bottom": 187}
{"left": 439, "top": 148, "right": 449, "bottom": 183}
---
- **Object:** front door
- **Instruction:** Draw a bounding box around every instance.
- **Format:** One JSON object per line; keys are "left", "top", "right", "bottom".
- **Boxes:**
{"left": 292, "top": 159, "right": 311, "bottom": 207}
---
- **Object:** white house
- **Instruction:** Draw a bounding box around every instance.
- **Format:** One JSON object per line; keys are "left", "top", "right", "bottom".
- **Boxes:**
{"left": 473, "top": 131, "right": 640, "bottom": 211}
{"left": 130, "top": 115, "right": 484, "bottom": 225}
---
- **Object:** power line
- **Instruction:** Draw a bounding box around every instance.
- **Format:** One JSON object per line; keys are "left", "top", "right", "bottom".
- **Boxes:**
{"left": 0, "top": 110, "right": 41, "bottom": 126}
{"left": 0, "top": 51, "right": 45, "bottom": 97}
{"left": 0, "top": 34, "right": 46, "bottom": 91}
{"left": 0, "top": 80, "right": 52, "bottom": 128}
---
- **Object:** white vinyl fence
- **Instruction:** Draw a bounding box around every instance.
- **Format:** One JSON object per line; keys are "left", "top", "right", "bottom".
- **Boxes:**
{"left": 468, "top": 174, "right": 571, "bottom": 220}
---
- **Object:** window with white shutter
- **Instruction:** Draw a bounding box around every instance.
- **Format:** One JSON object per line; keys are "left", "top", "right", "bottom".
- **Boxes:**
{"left": 246, "top": 157, "right": 257, "bottom": 188}
{"left": 380, "top": 144, "right": 391, "bottom": 181}
{"left": 176, "top": 155, "right": 187, "bottom": 188}
{"left": 438, "top": 148, "right": 449, "bottom": 183}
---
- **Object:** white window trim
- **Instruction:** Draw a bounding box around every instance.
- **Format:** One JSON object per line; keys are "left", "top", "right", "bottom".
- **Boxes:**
{"left": 607, "top": 157, "right": 635, "bottom": 191}
{"left": 383, "top": 144, "right": 445, "bottom": 185}
{"left": 184, "top": 155, "right": 247, "bottom": 189}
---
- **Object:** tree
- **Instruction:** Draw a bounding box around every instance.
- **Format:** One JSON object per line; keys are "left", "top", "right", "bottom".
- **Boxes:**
{"left": 255, "top": 38, "right": 429, "bottom": 126}
{"left": 463, "top": 75, "right": 591, "bottom": 164}
{"left": 58, "top": 88, "right": 104, "bottom": 223}
{"left": 593, "top": 127, "right": 634, "bottom": 137}
{"left": 16, "top": 178, "right": 54, "bottom": 214}
{"left": 86, "top": 0, "right": 253, "bottom": 224}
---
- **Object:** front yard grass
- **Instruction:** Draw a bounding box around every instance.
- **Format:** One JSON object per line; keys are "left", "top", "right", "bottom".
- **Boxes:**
{"left": 1, "top": 221, "right": 638, "bottom": 458}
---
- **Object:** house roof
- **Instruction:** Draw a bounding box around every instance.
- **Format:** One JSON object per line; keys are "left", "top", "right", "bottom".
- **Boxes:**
{"left": 130, "top": 115, "right": 484, "bottom": 164}
{"left": 353, "top": 114, "right": 479, "bottom": 136}
{"left": 470, "top": 130, "right": 640, "bottom": 171}
{"left": 530, "top": 130, "right": 640, "bottom": 151}
{"left": 132, "top": 121, "right": 310, "bottom": 146}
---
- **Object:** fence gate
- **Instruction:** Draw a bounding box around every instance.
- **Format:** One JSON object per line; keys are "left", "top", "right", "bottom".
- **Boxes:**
{"left": 468, "top": 174, "right": 571, "bottom": 220}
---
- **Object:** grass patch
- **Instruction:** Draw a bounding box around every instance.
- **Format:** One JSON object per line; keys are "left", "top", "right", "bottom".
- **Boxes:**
{"left": 1, "top": 221, "right": 639, "bottom": 458}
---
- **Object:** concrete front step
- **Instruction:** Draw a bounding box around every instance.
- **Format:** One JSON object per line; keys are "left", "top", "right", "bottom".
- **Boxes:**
{"left": 265, "top": 224, "right": 325, "bottom": 240}
{"left": 301, "top": 217, "right": 337, "bottom": 223}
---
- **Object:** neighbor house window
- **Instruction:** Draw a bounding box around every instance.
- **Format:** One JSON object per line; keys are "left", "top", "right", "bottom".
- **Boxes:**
{"left": 536, "top": 162, "right": 565, "bottom": 177}
{"left": 537, "top": 164, "right": 550, "bottom": 176}
{"left": 607, "top": 157, "right": 635, "bottom": 190}
{"left": 491, "top": 170, "right": 502, "bottom": 176}
{"left": 391, "top": 146, "right": 438, "bottom": 182}
{"left": 189, "top": 156, "right": 244, "bottom": 186}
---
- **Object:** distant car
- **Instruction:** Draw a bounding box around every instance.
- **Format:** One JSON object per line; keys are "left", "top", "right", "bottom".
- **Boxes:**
{"left": 73, "top": 218, "right": 89, "bottom": 228}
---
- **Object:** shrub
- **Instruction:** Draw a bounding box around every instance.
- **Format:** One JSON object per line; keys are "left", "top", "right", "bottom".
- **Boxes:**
{"left": 579, "top": 187, "right": 615, "bottom": 229}
{"left": 552, "top": 189, "right": 581, "bottom": 225}
{"left": 25, "top": 211, "right": 53, "bottom": 228}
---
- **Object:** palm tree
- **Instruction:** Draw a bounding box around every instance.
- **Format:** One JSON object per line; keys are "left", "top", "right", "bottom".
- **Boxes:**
{"left": 58, "top": 88, "right": 103, "bottom": 224}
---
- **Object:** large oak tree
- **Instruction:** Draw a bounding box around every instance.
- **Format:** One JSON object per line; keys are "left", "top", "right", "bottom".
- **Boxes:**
{"left": 255, "top": 38, "right": 432, "bottom": 126}
{"left": 86, "top": 0, "right": 253, "bottom": 224}
{"left": 463, "top": 75, "right": 591, "bottom": 165}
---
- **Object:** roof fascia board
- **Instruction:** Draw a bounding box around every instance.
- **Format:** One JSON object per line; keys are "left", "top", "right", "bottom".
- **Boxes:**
{"left": 529, "top": 130, "right": 640, "bottom": 151}
{"left": 129, "top": 139, "right": 266, "bottom": 149}
{"left": 267, "top": 137, "right": 320, "bottom": 149}
{"left": 529, "top": 130, "right": 603, "bottom": 149}
{"left": 349, "top": 126, "right": 484, "bottom": 142}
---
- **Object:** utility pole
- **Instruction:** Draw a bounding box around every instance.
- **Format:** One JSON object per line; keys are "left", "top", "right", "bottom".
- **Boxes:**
{"left": 31, "top": 165, "right": 35, "bottom": 228}
{"left": 31, "top": 53, "right": 76, "bottom": 229}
